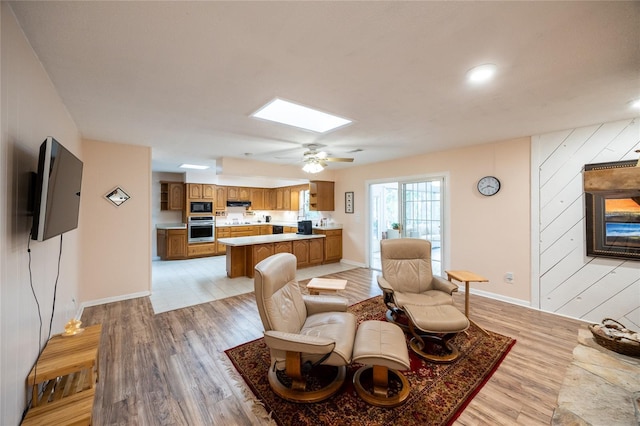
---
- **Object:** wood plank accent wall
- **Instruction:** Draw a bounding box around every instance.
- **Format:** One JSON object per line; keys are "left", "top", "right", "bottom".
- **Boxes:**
{"left": 532, "top": 118, "right": 640, "bottom": 329}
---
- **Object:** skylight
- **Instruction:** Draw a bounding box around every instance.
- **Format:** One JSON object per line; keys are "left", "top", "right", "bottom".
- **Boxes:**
{"left": 251, "top": 98, "right": 352, "bottom": 133}
{"left": 180, "top": 164, "right": 209, "bottom": 170}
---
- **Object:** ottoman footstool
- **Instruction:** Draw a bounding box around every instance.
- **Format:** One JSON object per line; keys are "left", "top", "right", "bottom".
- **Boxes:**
{"left": 352, "top": 320, "right": 410, "bottom": 407}
{"left": 403, "top": 303, "right": 470, "bottom": 363}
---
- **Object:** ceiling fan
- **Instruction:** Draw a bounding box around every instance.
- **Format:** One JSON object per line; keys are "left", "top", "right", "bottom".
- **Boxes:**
{"left": 300, "top": 144, "right": 354, "bottom": 173}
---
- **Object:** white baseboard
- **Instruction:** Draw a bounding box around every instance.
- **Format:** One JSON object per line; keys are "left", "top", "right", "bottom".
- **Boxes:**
{"left": 76, "top": 291, "right": 151, "bottom": 320}
{"left": 340, "top": 259, "right": 367, "bottom": 268}
{"left": 462, "top": 285, "right": 531, "bottom": 308}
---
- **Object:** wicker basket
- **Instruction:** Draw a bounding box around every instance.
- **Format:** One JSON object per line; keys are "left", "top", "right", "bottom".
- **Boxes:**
{"left": 589, "top": 318, "right": 640, "bottom": 357}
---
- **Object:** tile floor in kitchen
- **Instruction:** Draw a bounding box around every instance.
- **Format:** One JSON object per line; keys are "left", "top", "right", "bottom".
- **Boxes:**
{"left": 150, "top": 255, "right": 357, "bottom": 314}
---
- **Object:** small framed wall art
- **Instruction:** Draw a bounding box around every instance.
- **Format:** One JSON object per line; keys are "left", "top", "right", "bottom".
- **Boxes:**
{"left": 345, "top": 191, "right": 354, "bottom": 214}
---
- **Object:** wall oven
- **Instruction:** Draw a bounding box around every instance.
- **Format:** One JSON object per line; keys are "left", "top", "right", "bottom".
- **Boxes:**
{"left": 188, "top": 216, "right": 215, "bottom": 243}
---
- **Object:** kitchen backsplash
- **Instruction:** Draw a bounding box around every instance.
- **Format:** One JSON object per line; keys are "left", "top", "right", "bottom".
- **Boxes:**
{"left": 222, "top": 208, "right": 332, "bottom": 225}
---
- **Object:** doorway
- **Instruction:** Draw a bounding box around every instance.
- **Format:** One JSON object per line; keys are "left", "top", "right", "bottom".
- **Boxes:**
{"left": 369, "top": 177, "right": 444, "bottom": 275}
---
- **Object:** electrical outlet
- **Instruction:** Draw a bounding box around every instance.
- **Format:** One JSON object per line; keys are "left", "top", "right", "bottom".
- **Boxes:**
{"left": 504, "top": 272, "right": 514, "bottom": 284}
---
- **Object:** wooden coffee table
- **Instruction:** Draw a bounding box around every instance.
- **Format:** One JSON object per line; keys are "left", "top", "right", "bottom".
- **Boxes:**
{"left": 306, "top": 278, "right": 347, "bottom": 295}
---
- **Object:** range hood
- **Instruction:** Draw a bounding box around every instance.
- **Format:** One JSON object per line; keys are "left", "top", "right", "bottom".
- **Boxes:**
{"left": 227, "top": 200, "right": 251, "bottom": 207}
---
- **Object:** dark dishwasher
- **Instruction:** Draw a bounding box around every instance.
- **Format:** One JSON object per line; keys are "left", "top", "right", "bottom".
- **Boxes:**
{"left": 272, "top": 225, "right": 284, "bottom": 234}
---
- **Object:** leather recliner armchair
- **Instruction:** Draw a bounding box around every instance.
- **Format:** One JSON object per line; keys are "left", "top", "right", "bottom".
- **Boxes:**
{"left": 254, "top": 253, "right": 357, "bottom": 403}
{"left": 377, "top": 238, "right": 459, "bottom": 330}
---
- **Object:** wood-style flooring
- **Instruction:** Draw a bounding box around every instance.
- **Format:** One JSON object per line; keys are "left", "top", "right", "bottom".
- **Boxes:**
{"left": 81, "top": 267, "right": 586, "bottom": 425}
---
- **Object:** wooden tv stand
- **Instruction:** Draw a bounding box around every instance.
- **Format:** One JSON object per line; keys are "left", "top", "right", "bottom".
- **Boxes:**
{"left": 23, "top": 324, "right": 102, "bottom": 426}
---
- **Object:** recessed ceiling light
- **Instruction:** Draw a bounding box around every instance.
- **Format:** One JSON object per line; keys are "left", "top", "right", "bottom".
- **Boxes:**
{"left": 467, "top": 64, "right": 497, "bottom": 84}
{"left": 179, "top": 164, "right": 209, "bottom": 170}
{"left": 631, "top": 99, "right": 640, "bottom": 109}
{"left": 251, "top": 98, "right": 352, "bottom": 133}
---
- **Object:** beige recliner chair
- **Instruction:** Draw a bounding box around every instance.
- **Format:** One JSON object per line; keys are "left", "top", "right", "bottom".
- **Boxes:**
{"left": 254, "top": 253, "right": 357, "bottom": 403}
{"left": 378, "top": 238, "right": 458, "bottom": 326}
{"left": 378, "top": 238, "right": 469, "bottom": 363}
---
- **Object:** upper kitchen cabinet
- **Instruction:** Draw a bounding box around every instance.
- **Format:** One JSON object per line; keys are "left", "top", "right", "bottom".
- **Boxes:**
{"left": 250, "top": 188, "right": 265, "bottom": 210}
{"left": 202, "top": 185, "right": 215, "bottom": 199}
{"left": 186, "top": 183, "right": 215, "bottom": 201}
{"left": 160, "top": 181, "right": 184, "bottom": 211}
{"left": 215, "top": 186, "right": 227, "bottom": 210}
{"left": 227, "top": 186, "right": 251, "bottom": 201}
{"left": 264, "top": 189, "right": 276, "bottom": 210}
{"left": 283, "top": 187, "right": 292, "bottom": 210}
{"left": 309, "top": 181, "right": 335, "bottom": 211}
{"left": 273, "top": 186, "right": 302, "bottom": 211}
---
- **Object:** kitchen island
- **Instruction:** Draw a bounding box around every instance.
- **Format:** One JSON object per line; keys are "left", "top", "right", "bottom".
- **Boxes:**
{"left": 217, "top": 233, "right": 326, "bottom": 278}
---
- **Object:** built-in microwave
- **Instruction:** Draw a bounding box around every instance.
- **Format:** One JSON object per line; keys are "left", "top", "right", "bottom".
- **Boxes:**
{"left": 190, "top": 201, "right": 213, "bottom": 214}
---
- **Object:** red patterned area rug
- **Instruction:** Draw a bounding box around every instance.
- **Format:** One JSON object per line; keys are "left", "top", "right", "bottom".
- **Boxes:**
{"left": 225, "top": 296, "right": 516, "bottom": 426}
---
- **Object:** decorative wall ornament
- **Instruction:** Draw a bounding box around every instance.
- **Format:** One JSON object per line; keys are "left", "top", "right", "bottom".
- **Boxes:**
{"left": 345, "top": 191, "right": 354, "bottom": 214}
{"left": 105, "top": 186, "right": 130, "bottom": 207}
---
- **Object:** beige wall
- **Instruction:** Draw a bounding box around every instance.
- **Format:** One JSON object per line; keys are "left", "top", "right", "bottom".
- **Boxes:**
{"left": 1, "top": 3, "right": 83, "bottom": 422}
{"left": 79, "top": 139, "right": 152, "bottom": 303}
{"left": 333, "top": 138, "right": 532, "bottom": 303}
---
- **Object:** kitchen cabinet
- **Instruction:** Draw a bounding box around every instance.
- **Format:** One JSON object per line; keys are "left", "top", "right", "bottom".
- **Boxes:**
{"left": 227, "top": 187, "right": 240, "bottom": 201}
{"left": 274, "top": 241, "right": 292, "bottom": 254}
{"left": 275, "top": 188, "right": 284, "bottom": 210}
{"left": 290, "top": 186, "right": 301, "bottom": 211}
{"left": 230, "top": 226, "right": 253, "bottom": 237}
{"left": 264, "top": 189, "right": 277, "bottom": 210}
{"left": 216, "top": 227, "right": 231, "bottom": 254}
{"left": 157, "top": 229, "right": 188, "bottom": 260}
{"left": 239, "top": 187, "right": 251, "bottom": 200}
{"left": 284, "top": 226, "right": 298, "bottom": 233}
{"left": 292, "top": 239, "right": 324, "bottom": 268}
{"left": 160, "top": 181, "right": 184, "bottom": 211}
{"left": 202, "top": 185, "right": 215, "bottom": 199}
{"left": 221, "top": 235, "right": 324, "bottom": 277}
{"left": 187, "top": 184, "right": 215, "bottom": 201}
{"left": 248, "top": 244, "right": 275, "bottom": 272}
{"left": 314, "top": 229, "right": 342, "bottom": 263}
{"left": 272, "top": 185, "right": 301, "bottom": 211}
{"left": 215, "top": 186, "right": 227, "bottom": 210}
{"left": 309, "top": 180, "right": 335, "bottom": 211}
{"left": 283, "top": 187, "right": 291, "bottom": 210}
{"left": 250, "top": 188, "right": 265, "bottom": 210}
{"left": 309, "top": 238, "right": 324, "bottom": 265}
{"left": 187, "top": 243, "right": 216, "bottom": 257}
{"left": 227, "top": 187, "right": 251, "bottom": 201}
{"left": 292, "top": 240, "right": 309, "bottom": 266}
{"left": 259, "top": 225, "right": 272, "bottom": 235}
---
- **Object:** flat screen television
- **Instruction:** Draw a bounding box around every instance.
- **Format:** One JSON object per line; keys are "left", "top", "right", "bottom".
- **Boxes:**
{"left": 31, "top": 137, "right": 83, "bottom": 241}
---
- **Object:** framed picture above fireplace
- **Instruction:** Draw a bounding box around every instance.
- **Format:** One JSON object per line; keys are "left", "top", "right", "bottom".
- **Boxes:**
{"left": 584, "top": 160, "right": 640, "bottom": 261}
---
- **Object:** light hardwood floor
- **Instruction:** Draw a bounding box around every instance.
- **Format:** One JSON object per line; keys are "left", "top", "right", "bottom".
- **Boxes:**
{"left": 81, "top": 268, "right": 586, "bottom": 425}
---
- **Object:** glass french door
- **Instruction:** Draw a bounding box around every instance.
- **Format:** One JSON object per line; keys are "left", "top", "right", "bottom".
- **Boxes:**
{"left": 370, "top": 177, "right": 444, "bottom": 275}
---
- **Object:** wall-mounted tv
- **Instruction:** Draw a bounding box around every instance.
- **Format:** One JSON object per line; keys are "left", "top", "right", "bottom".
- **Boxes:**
{"left": 31, "top": 137, "right": 83, "bottom": 241}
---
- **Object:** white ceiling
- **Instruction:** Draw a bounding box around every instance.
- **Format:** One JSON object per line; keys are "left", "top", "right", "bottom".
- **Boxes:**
{"left": 9, "top": 1, "right": 640, "bottom": 174}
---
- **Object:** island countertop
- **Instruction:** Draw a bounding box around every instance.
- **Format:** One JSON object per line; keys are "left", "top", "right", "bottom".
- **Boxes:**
{"left": 217, "top": 233, "right": 325, "bottom": 247}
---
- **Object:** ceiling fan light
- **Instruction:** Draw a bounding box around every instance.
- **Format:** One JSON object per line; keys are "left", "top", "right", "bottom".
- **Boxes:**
{"left": 466, "top": 63, "right": 497, "bottom": 84}
{"left": 302, "top": 162, "right": 324, "bottom": 173}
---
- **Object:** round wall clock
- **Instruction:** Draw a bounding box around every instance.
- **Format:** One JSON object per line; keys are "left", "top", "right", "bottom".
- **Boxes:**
{"left": 477, "top": 176, "right": 501, "bottom": 196}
